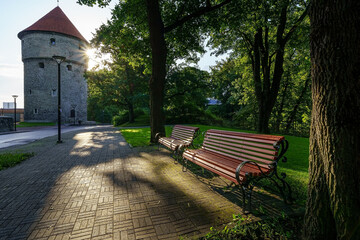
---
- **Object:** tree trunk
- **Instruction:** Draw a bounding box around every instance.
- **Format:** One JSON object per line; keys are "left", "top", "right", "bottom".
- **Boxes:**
{"left": 252, "top": 5, "right": 288, "bottom": 134}
{"left": 128, "top": 102, "right": 134, "bottom": 123}
{"left": 304, "top": 1, "right": 360, "bottom": 239}
{"left": 146, "top": 0, "right": 167, "bottom": 142}
{"left": 274, "top": 73, "right": 290, "bottom": 132}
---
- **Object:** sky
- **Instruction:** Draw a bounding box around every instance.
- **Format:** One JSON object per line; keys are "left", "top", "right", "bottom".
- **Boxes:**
{"left": 0, "top": 0, "right": 225, "bottom": 108}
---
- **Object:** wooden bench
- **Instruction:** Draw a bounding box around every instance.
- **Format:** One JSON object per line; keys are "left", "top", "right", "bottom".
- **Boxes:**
{"left": 156, "top": 125, "right": 200, "bottom": 162}
{"left": 182, "top": 129, "right": 292, "bottom": 212}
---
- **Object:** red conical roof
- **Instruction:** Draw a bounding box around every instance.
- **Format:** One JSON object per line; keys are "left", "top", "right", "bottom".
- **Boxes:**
{"left": 18, "top": 7, "right": 87, "bottom": 43}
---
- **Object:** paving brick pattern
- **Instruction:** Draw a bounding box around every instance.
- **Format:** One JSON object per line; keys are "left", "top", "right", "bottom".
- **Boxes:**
{"left": 0, "top": 127, "right": 246, "bottom": 240}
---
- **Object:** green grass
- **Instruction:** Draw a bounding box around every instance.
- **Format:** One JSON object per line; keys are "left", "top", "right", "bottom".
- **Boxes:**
{"left": 17, "top": 122, "right": 55, "bottom": 128}
{"left": 0, "top": 152, "right": 35, "bottom": 170}
{"left": 120, "top": 126, "right": 172, "bottom": 147}
{"left": 119, "top": 124, "right": 309, "bottom": 204}
{"left": 120, "top": 114, "right": 150, "bottom": 127}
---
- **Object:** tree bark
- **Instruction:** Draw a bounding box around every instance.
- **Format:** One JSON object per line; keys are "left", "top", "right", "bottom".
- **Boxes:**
{"left": 146, "top": 0, "right": 167, "bottom": 142}
{"left": 128, "top": 101, "right": 135, "bottom": 123}
{"left": 304, "top": 1, "right": 360, "bottom": 239}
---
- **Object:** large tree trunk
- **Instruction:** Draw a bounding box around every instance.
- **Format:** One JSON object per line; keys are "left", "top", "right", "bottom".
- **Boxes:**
{"left": 146, "top": 0, "right": 167, "bottom": 142}
{"left": 303, "top": 1, "right": 360, "bottom": 239}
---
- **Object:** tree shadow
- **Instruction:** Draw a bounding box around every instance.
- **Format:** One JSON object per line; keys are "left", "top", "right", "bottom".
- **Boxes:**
{"left": 0, "top": 127, "right": 242, "bottom": 239}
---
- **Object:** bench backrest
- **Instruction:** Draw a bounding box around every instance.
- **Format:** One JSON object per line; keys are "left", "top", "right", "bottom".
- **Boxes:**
{"left": 202, "top": 129, "right": 287, "bottom": 169}
{"left": 171, "top": 125, "right": 200, "bottom": 144}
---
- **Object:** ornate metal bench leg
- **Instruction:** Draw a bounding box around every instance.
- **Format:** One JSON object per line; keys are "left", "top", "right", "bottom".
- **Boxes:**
{"left": 241, "top": 184, "right": 254, "bottom": 214}
{"left": 174, "top": 150, "right": 179, "bottom": 164}
{"left": 269, "top": 169, "right": 294, "bottom": 204}
{"left": 248, "top": 185, "right": 253, "bottom": 213}
{"left": 182, "top": 158, "right": 188, "bottom": 172}
{"left": 241, "top": 186, "right": 247, "bottom": 212}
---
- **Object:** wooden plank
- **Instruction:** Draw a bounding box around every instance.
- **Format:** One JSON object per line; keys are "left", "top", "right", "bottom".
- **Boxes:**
{"left": 206, "top": 130, "right": 283, "bottom": 144}
{"left": 204, "top": 139, "right": 277, "bottom": 160}
{"left": 202, "top": 144, "right": 274, "bottom": 165}
{"left": 205, "top": 135, "right": 275, "bottom": 150}
{"left": 183, "top": 149, "right": 270, "bottom": 176}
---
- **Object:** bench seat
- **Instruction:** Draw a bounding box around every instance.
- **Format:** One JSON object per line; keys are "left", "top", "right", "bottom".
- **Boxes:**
{"left": 182, "top": 129, "right": 292, "bottom": 212}
{"left": 183, "top": 149, "right": 272, "bottom": 183}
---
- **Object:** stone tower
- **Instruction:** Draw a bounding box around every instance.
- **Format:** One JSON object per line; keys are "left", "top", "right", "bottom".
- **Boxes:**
{"left": 18, "top": 7, "right": 88, "bottom": 123}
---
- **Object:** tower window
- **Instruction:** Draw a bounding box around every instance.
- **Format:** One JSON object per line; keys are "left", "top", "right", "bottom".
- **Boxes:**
{"left": 50, "top": 38, "right": 56, "bottom": 45}
{"left": 67, "top": 65, "right": 72, "bottom": 71}
{"left": 38, "top": 62, "right": 44, "bottom": 68}
{"left": 51, "top": 89, "right": 57, "bottom": 97}
{"left": 29, "top": 89, "right": 32, "bottom": 95}
{"left": 34, "top": 109, "right": 38, "bottom": 114}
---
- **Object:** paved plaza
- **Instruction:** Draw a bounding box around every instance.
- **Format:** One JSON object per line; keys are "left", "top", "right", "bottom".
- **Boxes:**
{"left": 0, "top": 127, "right": 291, "bottom": 240}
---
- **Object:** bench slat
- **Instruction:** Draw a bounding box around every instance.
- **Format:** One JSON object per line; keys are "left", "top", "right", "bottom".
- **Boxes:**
{"left": 204, "top": 139, "right": 277, "bottom": 160}
{"left": 203, "top": 143, "right": 275, "bottom": 165}
{"left": 184, "top": 149, "right": 269, "bottom": 174}
{"left": 183, "top": 151, "right": 270, "bottom": 183}
{"left": 205, "top": 135, "right": 275, "bottom": 150}
{"left": 206, "top": 130, "right": 284, "bottom": 144}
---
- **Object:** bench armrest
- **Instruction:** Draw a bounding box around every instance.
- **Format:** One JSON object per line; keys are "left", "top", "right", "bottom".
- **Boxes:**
{"left": 235, "top": 160, "right": 266, "bottom": 185}
{"left": 155, "top": 132, "right": 164, "bottom": 142}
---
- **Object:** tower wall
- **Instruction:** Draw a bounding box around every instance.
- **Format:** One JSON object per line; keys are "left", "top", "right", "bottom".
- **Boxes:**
{"left": 20, "top": 32, "right": 88, "bottom": 123}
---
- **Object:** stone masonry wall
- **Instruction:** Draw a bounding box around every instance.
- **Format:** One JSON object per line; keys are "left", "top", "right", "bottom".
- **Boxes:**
{"left": 21, "top": 32, "right": 88, "bottom": 123}
{"left": 0, "top": 116, "right": 14, "bottom": 132}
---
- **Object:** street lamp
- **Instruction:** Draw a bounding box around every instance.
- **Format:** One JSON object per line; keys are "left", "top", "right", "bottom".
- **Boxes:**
{"left": 12, "top": 95, "right": 18, "bottom": 131}
{"left": 53, "top": 55, "right": 66, "bottom": 143}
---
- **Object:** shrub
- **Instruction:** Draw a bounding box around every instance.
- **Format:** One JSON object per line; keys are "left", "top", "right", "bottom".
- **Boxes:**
{"left": 112, "top": 113, "right": 128, "bottom": 126}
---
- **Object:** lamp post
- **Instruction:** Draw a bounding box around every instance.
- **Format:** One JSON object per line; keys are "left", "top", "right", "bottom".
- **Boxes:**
{"left": 12, "top": 95, "right": 18, "bottom": 131}
{"left": 53, "top": 55, "right": 66, "bottom": 143}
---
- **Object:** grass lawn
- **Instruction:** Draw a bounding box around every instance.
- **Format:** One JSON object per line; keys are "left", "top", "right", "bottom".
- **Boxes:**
{"left": 119, "top": 124, "right": 309, "bottom": 204}
{"left": 17, "top": 122, "right": 55, "bottom": 128}
{"left": 119, "top": 114, "right": 150, "bottom": 127}
{"left": 0, "top": 152, "right": 35, "bottom": 170}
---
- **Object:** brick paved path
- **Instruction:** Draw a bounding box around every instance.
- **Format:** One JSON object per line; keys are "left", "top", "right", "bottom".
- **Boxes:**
{"left": 0, "top": 127, "right": 246, "bottom": 240}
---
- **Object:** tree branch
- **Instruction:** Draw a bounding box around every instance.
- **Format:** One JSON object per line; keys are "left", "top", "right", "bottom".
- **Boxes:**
{"left": 164, "top": 0, "right": 232, "bottom": 33}
{"left": 283, "top": 3, "right": 309, "bottom": 43}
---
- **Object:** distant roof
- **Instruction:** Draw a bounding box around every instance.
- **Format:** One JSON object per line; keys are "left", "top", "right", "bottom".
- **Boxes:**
{"left": 18, "top": 6, "right": 87, "bottom": 43}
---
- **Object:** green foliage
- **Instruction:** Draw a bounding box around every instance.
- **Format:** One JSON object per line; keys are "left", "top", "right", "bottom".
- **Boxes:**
{"left": 112, "top": 114, "right": 128, "bottom": 127}
{"left": 0, "top": 152, "right": 35, "bottom": 170}
{"left": 209, "top": 59, "right": 242, "bottom": 120}
{"left": 165, "top": 66, "right": 220, "bottom": 124}
{"left": 207, "top": 0, "right": 310, "bottom": 133}
{"left": 86, "top": 65, "right": 148, "bottom": 123}
{"left": 201, "top": 214, "right": 303, "bottom": 239}
{"left": 113, "top": 108, "right": 147, "bottom": 126}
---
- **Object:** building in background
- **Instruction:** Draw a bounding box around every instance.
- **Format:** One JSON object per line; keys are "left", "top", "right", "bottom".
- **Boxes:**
{"left": 17, "top": 7, "right": 88, "bottom": 123}
{"left": 0, "top": 104, "right": 24, "bottom": 122}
